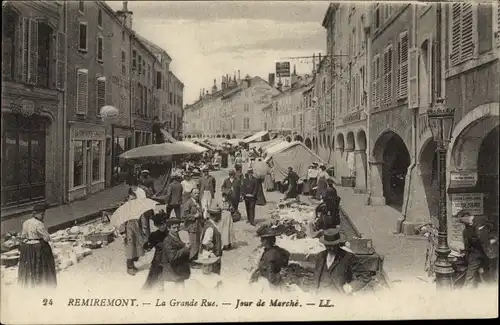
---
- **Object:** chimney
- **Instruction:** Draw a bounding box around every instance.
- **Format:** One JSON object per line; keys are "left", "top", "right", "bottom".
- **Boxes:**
{"left": 268, "top": 73, "right": 275, "bottom": 87}
{"left": 291, "top": 65, "right": 298, "bottom": 86}
{"left": 117, "top": 1, "right": 133, "bottom": 29}
{"left": 221, "top": 75, "right": 226, "bottom": 90}
{"left": 212, "top": 78, "right": 217, "bottom": 94}
{"left": 312, "top": 53, "right": 316, "bottom": 74}
{"left": 202, "top": 88, "right": 205, "bottom": 98}
{"left": 238, "top": 70, "right": 241, "bottom": 81}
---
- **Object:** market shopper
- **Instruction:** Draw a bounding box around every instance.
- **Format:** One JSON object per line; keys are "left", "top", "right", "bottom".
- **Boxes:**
{"left": 139, "top": 169, "right": 156, "bottom": 196}
{"left": 241, "top": 168, "right": 259, "bottom": 226}
{"left": 142, "top": 212, "right": 168, "bottom": 291}
{"left": 457, "top": 210, "right": 498, "bottom": 288}
{"left": 250, "top": 225, "right": 290, "bottom": 289}
{"left": 221, "top": 170, "right": 242, "bottom": 219}
{"left": 199, "top": 167, "right": 216, "bottom": 219}
{"left": 304, "top": 163, "right": 319, "bottom": 196}
{"left": 162, "top": 218, "right": 191, "bottom": 290}
{"left": 198, "top": 206, "right": 223, "bottom": 274}
{"left": 18, "top": 204, "right": 57, "bottom": 289}
{"left": 180, "top": 171, "right": 198, "bottom": 205}
{"left": 313, "top": 228, "right": 371, "bottom": 294}
{"left": 283, "top": 167, "right": 300, "bottom": 199}
{"left": 182, "top": 188, "right": 204, "bottom": 261}
{"left": 315, "top": 164, "right": 329, "bottom": 200}
{"left": 163, "top": 174, "right": 183, "bottom": 219}
{"left": 314, "top": 187, "right": 341, "bottom": 231}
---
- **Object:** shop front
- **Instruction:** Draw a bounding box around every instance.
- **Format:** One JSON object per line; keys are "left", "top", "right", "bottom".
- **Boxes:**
{"left": 68, "top": 123, "right": 106, "bottom": 202}
{"left": 133, "top": 119, "right": 153, "bottom": 148}
{"left": 111, "top": 126, "right": 133, "bottom": 186}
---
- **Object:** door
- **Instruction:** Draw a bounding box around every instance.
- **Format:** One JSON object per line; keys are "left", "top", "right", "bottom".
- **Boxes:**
{"left": 85, "top": 140, "right": 92, "bottom": 194}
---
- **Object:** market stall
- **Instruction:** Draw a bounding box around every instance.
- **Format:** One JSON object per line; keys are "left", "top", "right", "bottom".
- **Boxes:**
{"left": 243, "top": 131, "right": 270, "bottom": 144}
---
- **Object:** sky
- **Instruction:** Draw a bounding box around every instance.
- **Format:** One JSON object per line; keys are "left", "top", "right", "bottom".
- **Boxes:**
{"left": 106, "top": 1, "right": 328, "bottom": 105}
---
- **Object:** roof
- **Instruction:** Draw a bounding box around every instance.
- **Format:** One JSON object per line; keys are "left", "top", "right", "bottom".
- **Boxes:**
{"left": 322, "top": 3, "right": 338, "bottom": 28}
{"left": 221, "top": 76, "right": 270, "bottom": 100}
{"left": 135, "top": 34, "right": 172, "bottom": 63}
{"left": 243, "top": 131, "right": 269, "bottom": 144}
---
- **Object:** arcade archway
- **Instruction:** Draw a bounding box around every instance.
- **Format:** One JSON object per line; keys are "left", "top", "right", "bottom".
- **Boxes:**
{"left": 285, "top": 136, "right": 292, "bottom": 142}
{"left": 294, "top": 135, "right": 303, "bottom": 142}
{"left": 419, "top": 138, "right": 438, "bottom": 219}
{"left": 373, "top": 131, "right": 411, "bottom": 211}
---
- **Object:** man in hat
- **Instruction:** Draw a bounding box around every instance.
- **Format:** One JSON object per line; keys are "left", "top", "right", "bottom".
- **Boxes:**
{"left": 163, "top": 174, "right": 183, "bottom": 219}
{"left": 250, "top": 225, "right": 290, "bottom": 288}
{"left": 182, "top": 188, "right": 204, "bottom": 261}
{"left": 313, "top": 228, "right": 371, "bottom": 294}
{"left": 18, "top": 203, "right": 57, "bottom": 288}
{"left": 221, "top": 169, "right": 242, "bottom": 217}
{"left": 139, "top": 169, "right": 156, "bottom": 196}
{"left": 199, "top": 206, "right": 223, "bottom": 274}
{"left": 241, "top": 168, "right": 259, "bottom": 226}
{"left": 162, "top": 218, "right": 191, "bottom": 288}
{"left": 199, "top": 167, "right": 216, "bottom": 219}
{"left": 456, "top": 210, "right": 498, "bottom": 288}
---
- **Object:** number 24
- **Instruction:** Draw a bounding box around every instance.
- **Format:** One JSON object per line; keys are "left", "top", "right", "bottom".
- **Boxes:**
{"left": 42, "top": 298, "right": 53, "bottom": 306}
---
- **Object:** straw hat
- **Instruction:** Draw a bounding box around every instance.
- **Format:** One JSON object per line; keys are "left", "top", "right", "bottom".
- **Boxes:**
{"left": 194, "top": 251, "right": 221, "bottom": 265}
{"left": 256, "top": 225, "right": 281, "bottom": 238}
{"left": 319, "top": 228, "right": 346, "bottom": 246}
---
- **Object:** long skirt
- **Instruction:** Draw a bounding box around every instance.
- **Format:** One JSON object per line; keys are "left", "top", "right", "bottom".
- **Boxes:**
{"left": 125, "top": 219, "right": 147, "bottom": 260}
{"left": 315, "top": 178, "right": 328, "bottom": 200}
{"left": 18, "top": 241, "right": 57, "bottom": 289}
{"left": 264, "top": 173, "right": 274, "bottom": 191}
{"left": 255, "top": 178, "right": 267, "bottom": 206}
{"left": 188, "top": 231, "right": 201, "bottom": 260}
{"left": 142, "top": 263, "right": 163, "bottom": 291}
{"left": 217, "top": 210, "right": 236, "bottom": 248}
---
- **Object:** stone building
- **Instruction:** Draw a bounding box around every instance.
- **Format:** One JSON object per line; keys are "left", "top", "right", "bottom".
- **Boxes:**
{"left": 168, "top": 71, "right": 184, "bottom": 138}
{"left": 1, "top": 1, "right": 65, "bottom": 216}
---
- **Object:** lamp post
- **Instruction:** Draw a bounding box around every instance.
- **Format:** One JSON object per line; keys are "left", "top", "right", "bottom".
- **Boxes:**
{"left": 427, "top": 98, "right": 456, "bottom": 290}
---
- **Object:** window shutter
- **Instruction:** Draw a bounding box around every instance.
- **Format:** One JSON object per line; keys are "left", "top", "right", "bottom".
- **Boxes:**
{"left": 461, "top": 3, "right": 475, "bottom": 61}
{"left": 131, "top": 83, "right": 136, "bottom": 112}
{"left": 496, "top": 4, "right": 500, "bottom": 48}
{"left": 56, "top": 31, "right": 66, "bottom": 90}
{"left": 450, "top": 3, "right": 462, "bottom": 66}
{"left": 96, "top": 77, "right": 106, "bottom": 116}
{"left": 28, "top": 19, "right": 38, "bottom": 85}
{"left": 398, "top": 32, "right": 409, "bottom": 98}
{"left": 428, "top": 35, "right": 434, "bottom": 105}
{"left": 372, "top": 56, "right": 377, "bottom": 107}
{"left": 76, "top": 69, "right": 89, "bottom": 114}
{"left": 17, "top": 16, "right": 27, "bottom": 82}
{"left": 383, "top": 47, "right": 393, "bottom": 104}
{"left": 356, "top": 74, "right": 361, "bottom": 107}
{"left": 408, "top": 47, "right": 419, "bottom": 109}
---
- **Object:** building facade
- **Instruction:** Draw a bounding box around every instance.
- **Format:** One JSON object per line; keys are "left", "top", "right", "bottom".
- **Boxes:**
{"left": 1, "top": 1, "right": 65, "bottom": 216}
{"left": 169, "top": 72, "right": 184, "bottom": 138}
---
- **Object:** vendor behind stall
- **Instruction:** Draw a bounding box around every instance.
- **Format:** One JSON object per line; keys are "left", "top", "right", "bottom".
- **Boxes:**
{"left": 314, "top": 187, "right": 341, "bottom": 231}
{"left": 250, "top": 225, "right": 290, "bottom": 290}
{"left": 139, "top": 169, "right": 156, "bottom": 197}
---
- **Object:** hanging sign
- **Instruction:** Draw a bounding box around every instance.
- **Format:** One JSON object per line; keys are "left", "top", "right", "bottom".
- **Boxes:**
{"left": 276, "top": 62, "right": 290, "bottom": 78}
{"left": 450, "top": 193, "right": 484, "bottom": 216}
{"left": 449, "top": 171, "right": 478, "bottom": 188}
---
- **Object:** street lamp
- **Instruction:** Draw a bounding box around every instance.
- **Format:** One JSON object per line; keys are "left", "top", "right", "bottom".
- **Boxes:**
{"left": 427, "top": 97, "right": 456, "bottom": 290}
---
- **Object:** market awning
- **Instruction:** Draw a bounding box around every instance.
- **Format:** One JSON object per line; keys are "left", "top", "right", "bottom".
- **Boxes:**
{"left": 243, "top": 131, "right": 270, "bottom": 144}
{"left": 160, "top": 129, "right": 177, "bottom": 143}
{"left": 250, "top": 138, "right": 282, "bottom": 150}
{"left": 119, "top": 141, "right": 207, "bottom": 163}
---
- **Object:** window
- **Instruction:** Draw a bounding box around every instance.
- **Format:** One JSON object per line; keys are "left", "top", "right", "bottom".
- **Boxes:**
{"left": 78, "top": 22, "right": 87, "bottom": 51}
{"left": 96, "top": 76, "right": 106, "bottom": 116}
{"left": 372, "top": 55, "right": 381, "bottom": 108}
{"left": 169, "top": 92, "right": 173, "bottom": 104}
{"left": 138, "top": 55, "right": 142, "bottom": 74}
{"left": 76, "top": 68, "right": 89, "bottom": 114}
{"left": 72, "top": 140, "right": 84, "bottom": 187}
{"left": 96, "top": 36, "right": 103, "bottom": 62}
{"left": 142, "top": 60, "right": 146, "bottom": 77}
{"left": 360, "top": 66, "right": 365, "bottom": 105}
{"left": 243, "top": 117, "right": 250, "bottom": 130}
{"left": 450, "top": 3, "right": 476, "bottom": 66}
{"left": 353, "top": 28, "right": 357, "bottom": 55}
{"left": 122, "top": 30, "right": 125, "bottom": 42}
{"left": 2, "top": 9, "right": 18, "bottom": 81}
{"left": 156, "top": 71, "right": 161, "bottom": 89}
{"left": 92, "top": 141, "right": 101, "bottom": 182}
{"left": 244, "top": 103, "right": 249, "bottom": 112}
{"left": 78, "top": 0, "right": 84, "bottom": 13}
{"left": 2, "top": 114, "right": 47, "bottom": 206}
{"left": 37, "top": 23, "right": 54, "bottom": 88}
{"left": 148, "top": 64, "right": 151, "bottom": 84}
{"left": 383, "top": 45, "right": 393, "bottom": 104}
{"left": 374, "top": 4, "right": 381, "bottom": 30}
{"left": 398, "top": 31, "right": 409, "bottom": 98}
{"left": 132, "top": 50, "right": 137, "bottom": 70}
{"left": 97, "top": 9, "right": 103, "bottom": 28}
{"left": 121, "top": 50, "right": 126, "bottom": 75}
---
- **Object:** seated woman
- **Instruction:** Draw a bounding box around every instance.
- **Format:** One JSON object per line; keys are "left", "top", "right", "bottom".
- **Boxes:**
{"left": 314, "top": 187, "right": 341, "bottom": 232}
{"left": 250, "top": 225, "right": 290, "bottom": 291}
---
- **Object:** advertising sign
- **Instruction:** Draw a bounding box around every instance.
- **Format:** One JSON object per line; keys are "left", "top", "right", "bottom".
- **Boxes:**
{"left": 449, "top": 171, "right": 478, "bottom": 188}
{"left": 451, "top": 193, "right": 484, "bottom": 216}
{"left": 276, "top": 62, "right": 290, "bottom": 77}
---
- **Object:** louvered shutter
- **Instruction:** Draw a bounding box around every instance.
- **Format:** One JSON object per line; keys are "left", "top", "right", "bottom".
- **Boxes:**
{"left": 28, "top": 19, "right": 38, "bottom": 85}
{"left": 399, "top": 32, "right": 409, "bottom": 98}
{"left": 56, "top": 32, "right": 66, "bottom": 90}
{"left": 428, "top": 35, "right": 434, "bottom": 105}
{"left": 356, "top": 74, "right": 361, "bottom": 107}
{"left": 450, "top": 3, "right": 462, "bottom": 66}
{"left": 383, "top": 47, "right": 392, "bottom": 104}
{"left": 21, "top": 17, "right": 29, "bottom": 83}
{"left": 408, "top": 48, "right": 419, "bottom": 108}
{"left": 461, "top": 3, "right": 474, "bottom": 61}
{"left": 496, "top": 4, "right": 500, "bottom": 48}
{"left": 96, "top": 77, "right": 106, "bottom": 116}
{"left": 131, "top": 83, "right": 136, "bottom": 112}
{"left": 76, "top": 69, "right": 89, "bottom": 114}
{"left": 372, "top": 57, "right": 377, "bottom": 107}
{"left": 17, "top": 17, "right": 26, "bottom": 82}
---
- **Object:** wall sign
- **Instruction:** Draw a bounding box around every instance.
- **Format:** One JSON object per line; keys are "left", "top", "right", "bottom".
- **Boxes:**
{"left": 449, "top": 171, "right": 478, "bottom": 188}
{"left": 73, "top": 127, "right": 106, "bottom": 140}
{"left": 451, "top": 193, "right": 484, "bottom": 216}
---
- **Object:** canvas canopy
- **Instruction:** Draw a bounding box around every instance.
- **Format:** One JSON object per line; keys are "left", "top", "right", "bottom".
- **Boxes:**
{"left": 250, "top": 138, "right": 282, "bottom": 150}
{"left": 243, "top": 131, "right": 270, "bottom": 144}
{"left": 264, "top": 141, "right": 325, "bottom": 183}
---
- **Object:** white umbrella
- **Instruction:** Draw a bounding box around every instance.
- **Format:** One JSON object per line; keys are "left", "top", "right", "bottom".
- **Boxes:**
{"left": 110, "top": 198, "right": 159, "bottom": 227}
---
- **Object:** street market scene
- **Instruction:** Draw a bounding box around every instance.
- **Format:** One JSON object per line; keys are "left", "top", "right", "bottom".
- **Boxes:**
{"left": 1, "top": 0, "right": 498, "bottom": 322}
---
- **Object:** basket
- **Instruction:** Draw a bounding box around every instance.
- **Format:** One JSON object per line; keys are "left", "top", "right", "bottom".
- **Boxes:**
{"left": 1, "top": 255, "right": 20, "bottom": 267}
{"left": 84, "top": 231, "right": 115, "bottom": 245}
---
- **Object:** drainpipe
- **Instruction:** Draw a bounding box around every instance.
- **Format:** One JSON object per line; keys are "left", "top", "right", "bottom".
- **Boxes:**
{"left": 62, "top": 1, "right": 69, "bottom": 204}
{"left": 398, "top": 4, "right": 420, "bottom": 233}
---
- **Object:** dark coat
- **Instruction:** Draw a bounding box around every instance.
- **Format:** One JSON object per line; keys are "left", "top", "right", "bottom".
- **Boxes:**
{"left": 315, "top": 198, "right": 341, "bottom": 230}
{"left": 253, "top": 246, "right": 290, "bottom": 285}
{"left": 221, "top": 177, "right": 241, "bottom": 201}
{"left": 142, "top": 230, "right": 167, "bottom": 290}
{"left": 241, "top": 177, "right": 259, "bottom": 200}
{"left": 463, "top": 223, "right": 498, "bottom": 260}
{"left": 199, "top": 175, "right": 216, "bottom": 197}
{"left": 162, "top": 233, "right": 191, "bottom": 282}
{"left": 164, "top": 180, "right": 183, "bottom": 206}
{"left": 182, "top": 198, "right": 203, "bottom": 233}
{"left": 139, "top": 176, "right": 156, "bottom": 195}
{"left": 313, "top": 249, "right": 371, "bottom": 293}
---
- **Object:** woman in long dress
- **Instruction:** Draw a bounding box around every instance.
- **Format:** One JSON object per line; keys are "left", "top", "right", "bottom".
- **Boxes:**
{"left": 217, "top": 202, "right": 237, "bottom": 250}
{"left": 181, "top": 171, "right": 198, "bottom": 205}
{"left": 142, "top": 211, "right": 168, "bottom": 291}
{"left": 18, "top": 204, "right": 57, "bottom": 289}
{"left": 264, "top": 170, "right": 275, "bottom": 192}
{"left": 315, "top": 164, "right": 329, "bottom": 200}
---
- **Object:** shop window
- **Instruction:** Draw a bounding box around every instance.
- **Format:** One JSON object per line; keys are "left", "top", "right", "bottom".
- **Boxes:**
{"left": 2, "top": 114, "right": 47, "bottom": 206}
{"left": 2, "top": 8, "right": 18, "bottom": 81}
{"left": 73, "top": 140, "right": 84, "bottom": 187}
{"left": 92, "top": 141, "right": 101, "bottom": 182}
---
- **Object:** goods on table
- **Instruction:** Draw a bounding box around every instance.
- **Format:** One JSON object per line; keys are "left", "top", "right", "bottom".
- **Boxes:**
{"left": 276, "top": 236, "right": 324, "bottom": 257}
{"left": 266, "top": 198, "right": 316, "bottom": 238}
{"left": 280, "top": 263, "right": 316, "bottom": 292}
{"left": 1, "top": 232, "right": 22, "bottom": 253}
